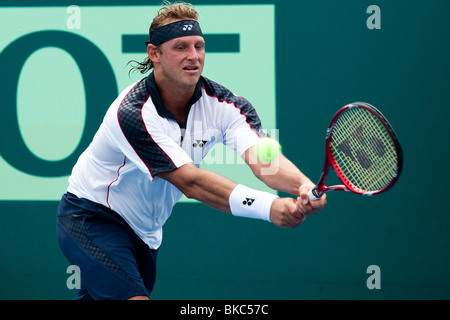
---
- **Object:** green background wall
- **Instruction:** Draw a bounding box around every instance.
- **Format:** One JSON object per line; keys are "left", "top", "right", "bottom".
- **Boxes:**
{"left": 1, "top": 0, "right": 449, "bottom": 300}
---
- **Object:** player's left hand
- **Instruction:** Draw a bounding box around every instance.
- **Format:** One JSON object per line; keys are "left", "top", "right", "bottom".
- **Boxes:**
{"left": 297, "top": 183, "right": 327, "bottom": 215}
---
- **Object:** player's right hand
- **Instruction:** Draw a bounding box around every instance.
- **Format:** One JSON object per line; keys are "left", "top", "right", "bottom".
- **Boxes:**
{"left": 270, "top": 198, "right": 306, "bottom": 228}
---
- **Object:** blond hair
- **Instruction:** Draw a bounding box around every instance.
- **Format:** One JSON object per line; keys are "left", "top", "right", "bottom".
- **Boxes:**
{"left": 129, "top": 1, "right": 200, "bottom": 74}
{"left": 150, "top": 1, "right": 198, "bottom": 31}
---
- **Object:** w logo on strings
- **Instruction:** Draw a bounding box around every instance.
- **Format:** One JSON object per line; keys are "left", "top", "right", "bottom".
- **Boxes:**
{"left": 337, "top": 125, "right": 386, "bottom": 170}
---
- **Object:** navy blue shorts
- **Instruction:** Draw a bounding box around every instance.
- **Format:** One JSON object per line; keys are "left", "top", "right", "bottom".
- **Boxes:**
{"left": 57, "top": 192, "right": 158, "bottom": 300}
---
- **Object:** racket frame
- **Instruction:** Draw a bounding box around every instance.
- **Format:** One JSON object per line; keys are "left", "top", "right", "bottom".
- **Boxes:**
{"left": 310, "top": 102, "right": 403, "bottom": 199}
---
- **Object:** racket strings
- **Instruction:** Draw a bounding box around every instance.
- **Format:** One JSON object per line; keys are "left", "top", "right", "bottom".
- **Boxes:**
{"left": 330, "top": 107, "right": 399, "bottom": 192}
{"left": 337, "top": 119, "right": 396, "bottom": 190}
{"left": 335, "top": 111, "right": 397, "bottom": 190}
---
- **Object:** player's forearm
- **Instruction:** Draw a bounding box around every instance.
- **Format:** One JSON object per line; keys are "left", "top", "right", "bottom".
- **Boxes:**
{"left": 183, "top": 168, "right": 237, "bottom": 212}
{"left": 159, "top": 163, "right": 235, "bottom": 212}
{"left": 255, "top": 155, "right": 313, "bottom": 197}
{"left": 245, "top": 150, "right": 311, "bottom": 197}
{"left": 243, "top": 147, "right": 312, "bottom": 196}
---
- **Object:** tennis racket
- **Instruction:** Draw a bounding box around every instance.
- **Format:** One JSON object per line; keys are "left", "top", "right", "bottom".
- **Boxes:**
{"left": 308, "top": 102, "right": 403, "bottom": 201}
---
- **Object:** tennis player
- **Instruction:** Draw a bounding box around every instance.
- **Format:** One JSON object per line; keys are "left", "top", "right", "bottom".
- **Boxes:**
{"left": 57, "top": 1, "right": 326, "bottom": 300}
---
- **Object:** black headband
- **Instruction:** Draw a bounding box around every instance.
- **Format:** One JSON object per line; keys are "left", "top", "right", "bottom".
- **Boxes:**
{"left": 148, "top": 20, "right": 203, "bottom": 46}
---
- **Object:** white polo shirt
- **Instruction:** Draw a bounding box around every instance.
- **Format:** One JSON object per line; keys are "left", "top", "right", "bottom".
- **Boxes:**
{"left": 67, "top": 73, "right": 264, "bottom": 249}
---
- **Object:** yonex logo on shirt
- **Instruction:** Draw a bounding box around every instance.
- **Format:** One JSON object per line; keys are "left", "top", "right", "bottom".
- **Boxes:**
{"left": 192, "top": 139, "right": 207, "bottom": 148}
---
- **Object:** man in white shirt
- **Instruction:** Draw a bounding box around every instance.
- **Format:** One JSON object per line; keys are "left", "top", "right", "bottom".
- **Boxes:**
{"left": 57, "top": 2, "right": 326, "bottom": 300}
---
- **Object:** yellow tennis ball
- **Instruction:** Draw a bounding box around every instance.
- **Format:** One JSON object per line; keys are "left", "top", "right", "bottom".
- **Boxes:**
{"left": 255, "top": 137, "right": 281, "bottom": 163}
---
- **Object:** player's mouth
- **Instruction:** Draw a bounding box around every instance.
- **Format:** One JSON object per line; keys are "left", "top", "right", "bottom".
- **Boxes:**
{"left": 183, "top": 65, "right": 200, "bottom": 73}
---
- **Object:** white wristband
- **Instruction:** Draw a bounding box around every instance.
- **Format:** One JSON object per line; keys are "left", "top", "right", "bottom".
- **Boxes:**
{"left": 229, "top": 184, "right": 279, "bottom": 222}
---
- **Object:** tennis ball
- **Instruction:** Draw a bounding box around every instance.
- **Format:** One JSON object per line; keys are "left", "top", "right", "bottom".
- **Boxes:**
{"left": 255, "top": 137, "right": 281, "bottom": 163}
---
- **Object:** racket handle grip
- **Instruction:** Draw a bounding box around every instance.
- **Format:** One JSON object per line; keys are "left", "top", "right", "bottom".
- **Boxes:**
{"left": 308, "top": 187, "right": 321, "bottom": 201}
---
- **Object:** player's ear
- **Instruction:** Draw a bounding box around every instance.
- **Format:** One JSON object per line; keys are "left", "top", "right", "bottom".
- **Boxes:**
{"left": 147, "top": 44, "right": 160, "bottom": 63}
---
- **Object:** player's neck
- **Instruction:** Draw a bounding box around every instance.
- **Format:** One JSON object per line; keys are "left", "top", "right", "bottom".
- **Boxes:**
{"left": 157, "top": 80, "right": 195, "bottom": 125}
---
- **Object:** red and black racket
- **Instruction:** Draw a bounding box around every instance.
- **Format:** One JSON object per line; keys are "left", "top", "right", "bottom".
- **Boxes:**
{"left": 308, "top": 102, "right": 403, "bottom": 201}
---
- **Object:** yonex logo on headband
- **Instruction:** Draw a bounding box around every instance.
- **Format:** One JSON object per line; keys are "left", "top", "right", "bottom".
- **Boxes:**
{"left": 148, "top": 20, "right": 203, "bottom": 46}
